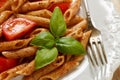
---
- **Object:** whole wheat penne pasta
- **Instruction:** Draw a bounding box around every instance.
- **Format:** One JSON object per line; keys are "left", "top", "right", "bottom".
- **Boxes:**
{"left": 29, "top": 28, "right": 48, "bottom": 36}
{"left": 19, "top": 1, "right": 49, "bottom": 13}
{"left": 16, "top": 14, "right": 50, "bottom": 28}
{"left": 71, "top": 31, "right": 92, "bottom": 62}
{"left": 25, "top": 28, "right": 48, "bottom": 38}
{"left": 0, "top": 63, "right": 28, "bottom": 80}
{"left": 66, "top": 28, "right": 83, "bottom": 40}
{"left": 64, "top": 0, "right": 81, "bottom": 23}
{"left": 0, "top": 11, "right": 13, "bottom": 24}
{"left": 67, "top": 15, "right": 83, "bottom": 27}
{"left": 10, "top": 0, "right": 28, "bottom": 12}
{"left": 71, "top": 55, "right": 84, "bottom": 62}
{"left": 66, "top": 19, "right": 87, "bottom": 34}
{"left": 0, "top": 38, "right": 32, "bottom": 52}
{"left": 16, "top": 60, "right": 35, "bottom": 75}
{"left": 69, "top": 19, "right": 87, "bottom": 31}
{"left": 0, "top": 0, "right": 11, "bottom": 13}
{"left": 26, "top": 9, "right": 52, "bottom": 19}
{"left": 80, "top": 30, "right": 92, "bottom": 48}
{"left": 66, "top": 19, "right": 87, "bottom": 39}
{"left": 39, "top": 60, "right": 79, "bottom": 80}
{"left": 2, "top": 46, "right": 37, "bottom": 59}
{"left": 23, "top": 56, "right": 65, "bottom": 80}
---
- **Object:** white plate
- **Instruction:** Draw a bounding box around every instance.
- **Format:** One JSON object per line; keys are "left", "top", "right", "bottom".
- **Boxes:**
{"left": 12, "top": 0, "right": 88, "bottom": 80}
{"left": 65, "top": 0, "right": 120, "bottom": 79}
{"left": 75, "top": 0, "right": 120, "bottom": 80}
{"left": 12, "top": 0, "right": 120, "bottom": 80}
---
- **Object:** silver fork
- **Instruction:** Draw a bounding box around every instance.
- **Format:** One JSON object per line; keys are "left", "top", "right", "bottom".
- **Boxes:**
{"left": 83, "top": 0, "right": 108, "bottom": 80}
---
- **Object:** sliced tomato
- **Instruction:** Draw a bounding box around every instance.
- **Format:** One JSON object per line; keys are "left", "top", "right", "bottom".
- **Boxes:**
{"left": 0, "top": 0, "right": 7, "bottom": 8}
{"left": 48, "top": 2, "right": 71, "bottom": 14}
{"left": 0, "top": 56, "right": 17, "bottom": 73}
{"left": 2, "top": 17, "right": 37, "bottom": 40}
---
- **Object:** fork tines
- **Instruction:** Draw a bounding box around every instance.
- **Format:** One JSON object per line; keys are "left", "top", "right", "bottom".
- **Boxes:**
{"left": 87, "top": 36, "right": 107, "bottom": 67}
{"left": 87, "top": 35, "right": 108, "bottom": 80}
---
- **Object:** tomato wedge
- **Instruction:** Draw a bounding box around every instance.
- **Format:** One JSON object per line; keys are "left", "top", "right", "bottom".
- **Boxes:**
{"left": 2, "top": 18, "right": 37, "bottom": 40}
{"left": 0, "top": 56, "right": 17, "bottom": 73}
{"left": 48, "top": 2, "right": 71, "bottom": 14}
{"left": 0, "top": 0, "right": 7, "bottom": 8}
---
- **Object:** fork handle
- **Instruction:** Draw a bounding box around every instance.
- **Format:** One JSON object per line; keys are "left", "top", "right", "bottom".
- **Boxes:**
{"left": 83, "top": 0, "right": 91, "bottom": 20}
{"left": 83, "top": 0, "right": 95, "bottom": 28}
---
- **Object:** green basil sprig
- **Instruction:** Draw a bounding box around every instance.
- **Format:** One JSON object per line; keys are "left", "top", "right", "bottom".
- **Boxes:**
{"left": 50, "top": 6, "right": 66, "bottom": 38}
{"left": 56, "top": 37, "right": 85, "bottom": 55}
{"left": 30, "top": 7, "right": 86, "bottom": 70}
{"left": 35, "top": 48, "right": 58, "bottom": 70}
{"left": 30, "top": 32, "right": 55, "bottom": 49}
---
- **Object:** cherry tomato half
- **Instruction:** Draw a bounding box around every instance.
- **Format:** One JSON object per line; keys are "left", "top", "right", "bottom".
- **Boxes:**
{"left": 48, "top": 2, "right": 71, "bottom": 14}
{"left": 2, "top": 17, "right": 37, "bottom": 40}
{"left": 0, "top": 57, "right": 17, "bottom": 73}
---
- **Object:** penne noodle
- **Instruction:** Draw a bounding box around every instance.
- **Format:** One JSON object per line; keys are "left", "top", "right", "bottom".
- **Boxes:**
{"left": 25, "top": 28, "right": 48, "bottom": 38}
{"left": 23, "top": 56, "right": 65, "bottom": 80}
{"left": 39, "top": 60, "right": 79, "bottom": 80}
{"left": 66, "top": 19, "right": 87, "bottom": 39}
{"left": 10, "top": 0, "right": 28, "bottom": 12}
{"left": 16, "top": 14, "right": 50, "bottom": 28}
{"left": 0, "top": 38, "right": 32, "bottom": 52}
{"left": 16, "top": 60, "right": 35, "bottom": 75}
{"left": 0, "top": 0, "right": 11, "bottom": 13}
{"left": 80, "top": 30, "right": 92, "bottom": 48}
{"left": 26, "top": 9, "right": 52, "bottom": 19}
{"left": 71, "top": 30, "right": 92, "bottom": 63}
{"left": 70, "top": 19, "right": 87, "bottom": 31}
{"left": 64, "top": 0, "right": 81, "bottom": 23}
{"left": 0, "top": 63, "right": 28, "bottom": 80}
{"left": 67, "top": 15, "right": 83, "bottom": 27}
{"left": 71, "top": 55, "right": 84, "bottom": 62}
{"left": 2, "top": 46, "right": 37, "bottom": 59}
{"left": 0, "top": 11, "right": 13, "bottom": 24}
{"left": 66, "top": 19, "right": 87, "bottom": 34}
{"left": 66, "top": 27, "right": 83, "bottom": 40}
{"left": 19, "top": 1, "right": 49, "bottom": 13}
{"left": 29, "top": 28, "right": 48, "bottom": 36}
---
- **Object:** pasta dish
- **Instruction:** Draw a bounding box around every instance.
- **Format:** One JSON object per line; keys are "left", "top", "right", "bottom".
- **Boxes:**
{"left": 0, "top": 0, "right": 91, "bottom": 80}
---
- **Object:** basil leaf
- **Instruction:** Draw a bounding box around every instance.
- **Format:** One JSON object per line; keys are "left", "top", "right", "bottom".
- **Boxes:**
{"left": 35, "top": 47, "right": 58, "bottom": 70}
{"left": 30, "top": 32, "right": 55, "bottom": 49}
{"left": 56, "top": 37, "right": 86, "bottom": 55}
{"left": 50, "top": 7, "right": 66, "bottom": 38}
